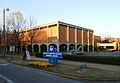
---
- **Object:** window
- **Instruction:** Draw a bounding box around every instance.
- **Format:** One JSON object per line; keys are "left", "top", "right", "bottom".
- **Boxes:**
{"left": 106, "top": 46, "right": 114, "bottom": 49}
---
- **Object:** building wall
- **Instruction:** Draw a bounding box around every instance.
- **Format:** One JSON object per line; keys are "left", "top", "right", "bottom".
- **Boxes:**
{"left": 33, "top": 28, "right": 40, "bottom": 43}
{"left": 20, "top": 31, "right": 27, "bottom": 45}
{"left": 77, "top": 29, "right": 82, "bottom": 44}
{"left": 26, "top": 30, "right": 32, "bottom": 44}
{"left": 48, "top": 24, "right": 58, "bottom": 43}
{"left": 69, "top": 27, "right": 75, "bottom": 43}
{"left": 83, "top": 31, "right": 88, "bottom": 44}
{"left": 7, "top": 21, "right": 94, "bottom": 52}
{"left": 40, "top": 26, "right": 47, "bottom": 43}
{"left": 94, "top": 36, "right": 101, "bottom": 45}
{"left": 59, "top": 24, "right": 67, "bottom": 43}
{"left": 89, "top": 32, "right": 93, "bottom": 45}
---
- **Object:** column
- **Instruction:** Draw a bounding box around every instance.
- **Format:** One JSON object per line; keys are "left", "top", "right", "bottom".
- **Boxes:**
{"left": 87, "top": 30, "right": 89, "bottom": 52}
{"left": 47, "top": 26, "right": 49, "bottom": 51}
{"left": 39, "top": 44, "right": 41, "bottom": 53}
{"left": 67, "top": 26, "right": 69, "bottom": 43}
{"left": 39, "top": 27, "right": 41, "bottom": 53}
{"left": 75, "top": 28, "right": 77, "bottom": 43}
{"left": 57, "top": 44, "right": 59, "bottom": 52}
{"left": 32, "top": 44, "right": 34, "bottom": 53}
{"left": 67, "top": 44, "right": 69, "bottom": 51}
{"left": 57, "top": 23, "right": 60, "bottom": 52}
{"left": 39, "top": 27, "right": 41, "bottom": 46}
{"left": 67, "top": 26, "right": 69, "bottom": 51}
{"left": 47, "top": 26, "right": 48, "bottom": 44}
{"left": 47, "top": 44, "right": 49, "bottom": 52}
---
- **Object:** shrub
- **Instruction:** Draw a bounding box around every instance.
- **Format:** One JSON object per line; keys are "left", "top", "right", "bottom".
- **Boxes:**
{"left": 61, "top": 54, "right": 120, "bottom": 65}
{"left": 29, "top": 61, "right": 53, "bottom": 67}
{"left": 34, "top": 53, "right": 120, "bottom": 65}
{"left": 34, "top": 53, "right": 43, "bottom": 57}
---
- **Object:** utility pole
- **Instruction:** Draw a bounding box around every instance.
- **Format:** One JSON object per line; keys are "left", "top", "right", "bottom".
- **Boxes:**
{"left": 2, "top": 8, "right": 9, "bottom": 56}
{"left": 0, "top": 29, "right": 2, "bottom": 55}
{"left": 2, "top": 9, "right": 6, "bottom": 56}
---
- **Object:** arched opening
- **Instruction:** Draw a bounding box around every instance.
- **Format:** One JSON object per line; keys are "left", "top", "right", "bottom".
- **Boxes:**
{"left": 40, "top": 44, "right": 47, "bottom": 52}
{"left": 22, "top": 45, "right": 26, "bottom": 52}
{"left": 9, "top": 46, "right": 15, "bottom": 52}
{"left": 33, "top": 44, "right": 39, "bottom": 53}
{"left": 6, "top": 46, "right": 10, "bottom": 53}
{"left": 99, "top": 46, "right": 104, "bottom": 51}
{"left": 49, "top": 44, "right": 57, "bottom": 50}
{"left": 15, "top": 45, "right": 21, "bottom": 52}
{"left": 89, "top": 45, "right": 93, "bottom": 52}
{"left": 19, "top": 45, "right": 21, "bottom": 52}
{"left": 77, "top": 44, "right": 82, "bottom": 51}
{"left": 59, "top": 44, "right": 67, "bottom": 52}
{"left": 69, "top": 44, "right": 75, "bottom": 50}
{"left": 84, "top": 44, "right": 88, "bottom": 52}
{"left": 27, "top": 45, "right": 32, "bottom": 53}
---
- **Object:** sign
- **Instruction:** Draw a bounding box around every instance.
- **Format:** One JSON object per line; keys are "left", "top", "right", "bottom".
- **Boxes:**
{"left": 43, "top": 52, "right": 62, "bottom": 58}
{"left": 43, "top": 45, "right": 62, "bottom": 64}
{"left": 26, "top": 50, "right": 31, "bottom": 60}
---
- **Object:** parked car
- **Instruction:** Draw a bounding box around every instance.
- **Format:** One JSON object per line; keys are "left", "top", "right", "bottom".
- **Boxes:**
{"left": 62, "top": 50, "right": 74, "bottom": 55}
{"left": 76, "top": 51, "right": 85, "bottom": 55}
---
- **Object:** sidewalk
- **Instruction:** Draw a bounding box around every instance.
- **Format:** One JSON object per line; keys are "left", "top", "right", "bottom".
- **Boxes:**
{"left": 31, "top": 56, "right": 120, "bottom": 72}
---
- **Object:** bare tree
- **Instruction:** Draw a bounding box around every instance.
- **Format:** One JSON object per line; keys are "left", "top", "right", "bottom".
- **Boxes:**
{"left": 102, "top": 35, "right": 115, "bottom": 43}
{"left": 26, "top": 16, "right": 37, "bottom": 53}
{"left": 5, "top": 15, "right": 13, "bottom": 53}
{"left": 7, "top": 11, "right": 26, "bottom": 53}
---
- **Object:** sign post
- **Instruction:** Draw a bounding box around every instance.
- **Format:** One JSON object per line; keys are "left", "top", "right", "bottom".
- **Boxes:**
{"left": 43, "top": 45, "right": 62, "bottom": 64}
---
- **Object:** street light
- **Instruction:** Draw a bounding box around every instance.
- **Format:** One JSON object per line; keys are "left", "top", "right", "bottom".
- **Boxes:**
{"left": 2, "top": 8, "right": 9, "bottom": 56}
{"left": 0, "top": 29, "right": 2, "bottom": 55}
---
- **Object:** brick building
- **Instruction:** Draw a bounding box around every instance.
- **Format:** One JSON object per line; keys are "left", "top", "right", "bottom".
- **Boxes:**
{"left": 9, "top": 21, "right": 94, "bottom": 53}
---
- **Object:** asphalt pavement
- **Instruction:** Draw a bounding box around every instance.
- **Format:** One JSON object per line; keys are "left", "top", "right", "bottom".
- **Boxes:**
{"left": 0, "top": 60, "right": 84, "bottom": 83}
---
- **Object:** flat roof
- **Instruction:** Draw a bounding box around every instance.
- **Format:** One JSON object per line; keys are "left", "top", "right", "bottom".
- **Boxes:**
{"left": 23, "top": 21, "right": 93, "bottom": 32}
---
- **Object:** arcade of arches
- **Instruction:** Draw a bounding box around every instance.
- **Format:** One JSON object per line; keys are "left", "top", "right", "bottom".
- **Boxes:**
{"left": 20, "top": 44, "right": 93, "bottom": 53}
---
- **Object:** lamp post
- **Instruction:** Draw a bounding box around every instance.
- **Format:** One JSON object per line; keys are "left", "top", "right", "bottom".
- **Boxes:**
{"left": 0, "top": 29, "right": 2, "bottom": 55}
{"left": 2, "top": 8, "right": 9, "bottom": 56}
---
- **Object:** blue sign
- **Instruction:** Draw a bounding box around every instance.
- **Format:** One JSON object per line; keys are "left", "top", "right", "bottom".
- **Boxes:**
{"left": 43, "top": 45, "right": 62, "bottom": 64}
{"left": 48, "top": 45, "right": 57, "bottom": 52}
{"left": 43, "top": 52, "right": 62, "bottom": 58}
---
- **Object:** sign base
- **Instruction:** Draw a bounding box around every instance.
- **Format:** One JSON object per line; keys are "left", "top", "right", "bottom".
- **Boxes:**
{"left": 49, "top": 57, "right": 58, "bottom": 64}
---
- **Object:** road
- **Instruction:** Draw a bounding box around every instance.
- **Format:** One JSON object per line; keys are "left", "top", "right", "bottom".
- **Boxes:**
{"left": 0, "top": 60, "right": 84, "bottom": 83}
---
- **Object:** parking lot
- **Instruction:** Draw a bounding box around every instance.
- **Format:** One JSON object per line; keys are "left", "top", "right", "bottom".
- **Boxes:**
{"left": 86, "top": 51, "right": 120, "bottom": 56}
